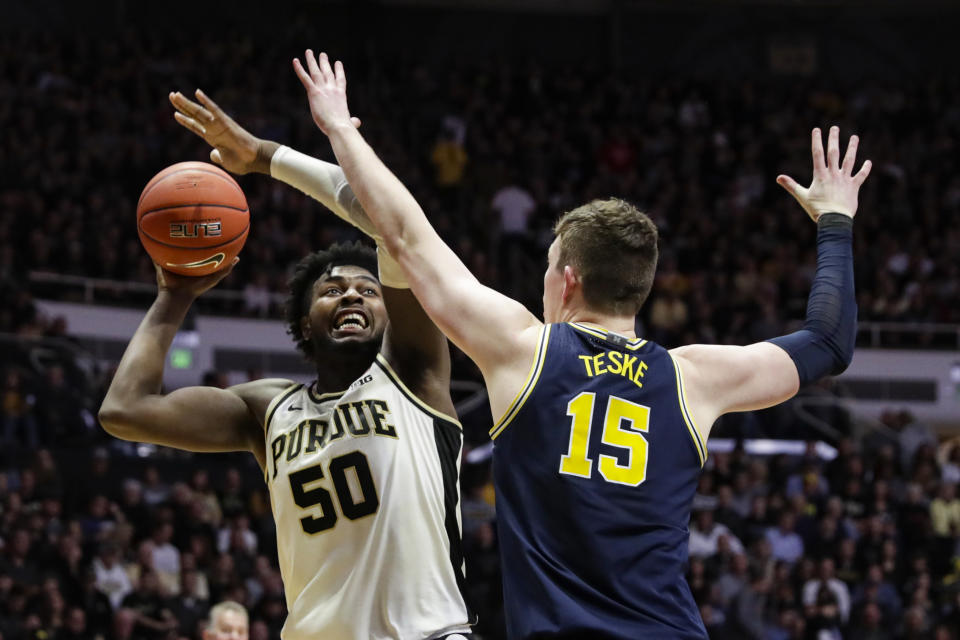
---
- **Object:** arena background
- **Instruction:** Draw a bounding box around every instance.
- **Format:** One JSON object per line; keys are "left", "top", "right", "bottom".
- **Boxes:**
{"left": 1, "top": 1, "right": 959, "bottom": 638}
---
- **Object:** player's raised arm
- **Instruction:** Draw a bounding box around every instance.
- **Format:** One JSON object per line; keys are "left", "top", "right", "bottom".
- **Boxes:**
{"left": 291, "top": 50, "right": 542, "bottom": 376}
{"left": 98, "top": 262, "right": 287, "bottom": 470}
{"left": 672, "top": 126, "right": 872, "bottom": 438}
{"left": 170, "top": 89, "right": 454, "bottom": 414}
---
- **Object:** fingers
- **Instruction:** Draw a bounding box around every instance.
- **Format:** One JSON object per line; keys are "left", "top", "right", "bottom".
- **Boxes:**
{"left": 194, "top": 89, "right": 227, "bottom": 120}
{"left": 827, "top": 125, "right": 840, "bottom": 170}
{"left": 853, "top": 159, "right": 873, "bottom": 186}
{"left": 173, "top": 111, "right": 207, "bottom": 137}
{"left": 811, "top": 128, "right": 827, "bottom": 174}
{"left": 334, "top": 59, "right": 346, "bottom": 90}
{"left": 776, "top": 174, "right": 804, "bottom": 200}
{"left": 318, "top": 52, "right": 335, "bottom": 84}
{"left": 170, "top": 91, "right": 213, "bottom": 124}
{"left": 292, "top": 57, "right": 313, "bottom": 89}
{"left": 210, "top": 149, "right": 223, "bottom": 166}
{"left": 840, "top": 134, "right": 859, "bottom": 175}
{"left": 304, "top": 49, "right": 323, "bottom": 80}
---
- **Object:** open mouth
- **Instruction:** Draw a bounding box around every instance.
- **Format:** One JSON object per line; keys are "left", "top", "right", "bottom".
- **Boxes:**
{"left": 332, "top": 309, "right": 370, "bottom": 334}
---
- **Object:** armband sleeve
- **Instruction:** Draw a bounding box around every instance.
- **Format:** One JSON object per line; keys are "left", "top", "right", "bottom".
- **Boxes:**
{"left": 767, "top": 213, "right": 857, "bottom": 385}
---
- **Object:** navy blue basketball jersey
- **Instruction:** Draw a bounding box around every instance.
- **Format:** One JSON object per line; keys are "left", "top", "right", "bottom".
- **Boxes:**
{"left": 491, "top": 322, "right": 708, "bottom": 639}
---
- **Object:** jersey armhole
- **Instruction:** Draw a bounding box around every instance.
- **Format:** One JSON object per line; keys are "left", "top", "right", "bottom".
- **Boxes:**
{"left": 374, "top": 354, "right": 463, "bottom": 428}
{"left": 489, "top": 324, "right": 551, "bottom": 440}
{"left": 263, "top": 383, "right": 303, "bottom": 436}
{"left": 669, "top": 355, "right": 707, "bottom": 467}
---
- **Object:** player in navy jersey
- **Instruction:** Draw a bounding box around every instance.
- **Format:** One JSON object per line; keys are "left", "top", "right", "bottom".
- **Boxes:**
{"left": 292, "top": 50, "right": 871, "bottom": 638}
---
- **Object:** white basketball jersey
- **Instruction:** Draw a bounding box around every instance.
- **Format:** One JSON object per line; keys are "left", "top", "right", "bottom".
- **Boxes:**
{"left": 263, "top": 353, "right": 472, "bottom": 640}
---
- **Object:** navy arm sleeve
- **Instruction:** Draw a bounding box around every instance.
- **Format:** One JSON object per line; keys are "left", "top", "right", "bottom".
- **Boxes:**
{"left": 768, "top": 213, "right": 856, "bottom": 386}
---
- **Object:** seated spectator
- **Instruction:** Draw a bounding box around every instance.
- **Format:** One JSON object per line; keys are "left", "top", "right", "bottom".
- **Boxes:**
{"left": 802, "top": 557, "right": 851, "bottom": 624}
{"left": 689, "top": 507, "right": 745, "bottom": 559}
{"left": 765, "top": 511, "right": 805, "bottom": 565}
{"left": 852, "top": 564, "right": 902, "bottom": 625}
{"left": 726, "top": 564, "right": 770, "bottom": 640}
{"left": 120, "top": 570, "right": 177, "bottom": 640}
{"left": 92, "top": 543, "right": 133, "bottom": 610}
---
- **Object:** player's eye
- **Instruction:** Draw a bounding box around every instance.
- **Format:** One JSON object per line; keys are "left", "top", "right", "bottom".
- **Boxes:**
{"left": 363, "top": 288, "right": 378, "bottom": 296}
{"left": 323, "top": 287, "right": 341, "bottom": 296}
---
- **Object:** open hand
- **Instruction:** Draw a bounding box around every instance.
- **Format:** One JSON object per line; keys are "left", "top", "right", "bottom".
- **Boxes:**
{"left": 777, "top": 126, "right": 872, "bottom": 221}
{"left": 292, "top": 50, "right": 362, "bottom": 136}
{"left": 170, "top": 90, "right": 267, "bottom": 175}
{"left": 155, "top": 257, "right": 239, "bottom": 299}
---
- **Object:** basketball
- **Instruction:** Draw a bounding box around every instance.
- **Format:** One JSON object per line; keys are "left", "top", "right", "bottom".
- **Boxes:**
{"left": 137, "top": 161, "right": 250, "bottom": 276}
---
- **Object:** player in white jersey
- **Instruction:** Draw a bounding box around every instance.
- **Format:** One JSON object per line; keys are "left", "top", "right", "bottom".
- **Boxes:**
{"left": 99, "top": 91, "right": 474, "bottom": 639}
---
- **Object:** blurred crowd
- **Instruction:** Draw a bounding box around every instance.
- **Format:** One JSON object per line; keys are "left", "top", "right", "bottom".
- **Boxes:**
{"left": 2, "top": 20, "right": 960, "bottom": 640}
{"left": 2, "top": 30, "right": 959, "bottom": 349}
{"left": 0, "top": 421, "right": 958, "bottom": 640}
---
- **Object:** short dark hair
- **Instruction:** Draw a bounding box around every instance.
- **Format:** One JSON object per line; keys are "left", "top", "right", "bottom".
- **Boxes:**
{"left": 284, "top": 241, "right": 379, "bottom": 357}
{"left": 553, "top": 198, "right": 658, "bottom": 316}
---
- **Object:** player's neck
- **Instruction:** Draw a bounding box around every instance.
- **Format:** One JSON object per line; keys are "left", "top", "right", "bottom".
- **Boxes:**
{"left": 560, "top": 306, "right": 636, "bottom": 339}
{"left": 312, "top": 348, "right": 378, "bottom": 393}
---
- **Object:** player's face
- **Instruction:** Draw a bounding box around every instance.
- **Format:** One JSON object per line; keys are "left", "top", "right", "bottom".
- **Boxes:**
{"left": 542, "top": 238, "right": 563, "bottom": 323}
{"left": 305, "top": 266, "right": 387, "bottom": 352}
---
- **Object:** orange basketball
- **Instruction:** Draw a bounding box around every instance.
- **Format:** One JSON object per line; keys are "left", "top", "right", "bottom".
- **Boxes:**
{"left": 137, "top": 162, "right": 250, "bottom": 276}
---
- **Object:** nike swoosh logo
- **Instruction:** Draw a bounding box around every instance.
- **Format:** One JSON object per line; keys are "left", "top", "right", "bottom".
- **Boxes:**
{"left": 288, "top": 406, "right": 302, "bottom": 411}
{"left": 166, "top": 252, "right": 226, "bottom": 269}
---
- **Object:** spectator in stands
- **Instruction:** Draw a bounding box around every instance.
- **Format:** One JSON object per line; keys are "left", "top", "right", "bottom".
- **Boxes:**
{"left": 766, "top": 511, "right": 805, "bottom": 565}
{"left": 120, "top": 569, "right": 177, "bottom": 639}
{"left": 141, "top": 466, "right": 171, "bottom": 507}
{"left": 727, "top": 564, "right": 770, "bottom": 639}
{"left": 37, "top": 365, "right": 86, "bottom": 443}
{"left": 92, "top": 543, "right": 132, "bottom": 610}
{"left": 2, "top": 369, "right": 38, "bottom": 452}
{"left": 802, "top": 557, "right": 851, "bottom": 624}
{"left": 689, "top": 506, "right": 745, "bottom": 559}
{"left": 203, "top": 601, "right": 247, "bottom": 640}
{"left": 1, "top": 528, "right": 40, "bottom": 587}
{"left": 150, "top": 522, "right": 181, "bottom": 598}
{"left": 59, "top": 606, "right": 90, "bottom": 640}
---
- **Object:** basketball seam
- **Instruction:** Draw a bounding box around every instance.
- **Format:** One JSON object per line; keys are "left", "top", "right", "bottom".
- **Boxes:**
{"left": 139, "top": 203, "right": 249, "bottom": 216}
{"left": 138, "top": 167, "right": 245, "bottom": 207}
{"left": 138, "top": 221, "right": 250, "bottom": 250}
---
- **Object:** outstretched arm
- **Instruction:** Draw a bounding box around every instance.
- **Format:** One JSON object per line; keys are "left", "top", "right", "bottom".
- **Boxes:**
{"left": 98, "top": 263, "right": 281, "bottom": 470}
{"left": 672, "top": 126, "right": 871, "bottom": 438}
{"left": 291, "top": 51, "right": 542, "bottom": 380}
{"left": 169, "top": 90, "right": 453, "bottom": 413}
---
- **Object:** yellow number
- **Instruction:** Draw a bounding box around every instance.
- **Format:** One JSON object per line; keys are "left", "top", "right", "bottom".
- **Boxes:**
{"left": 559, "top": 393, "right": 650, "bottom": 486}
{"left": 598, "top": 396, "right": 650, "bottom": 486}
{"left": 559, "top": 392, "right": 595, "bottom": 478}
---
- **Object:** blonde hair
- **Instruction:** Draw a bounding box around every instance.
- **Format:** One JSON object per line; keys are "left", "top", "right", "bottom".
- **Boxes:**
{"left": 553, "top": 198, "right": 659, "bottom": 316}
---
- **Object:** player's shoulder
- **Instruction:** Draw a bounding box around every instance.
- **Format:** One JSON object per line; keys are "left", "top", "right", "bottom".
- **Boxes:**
{"left": 228, "top": 378, "right": 299, "bottom": 426}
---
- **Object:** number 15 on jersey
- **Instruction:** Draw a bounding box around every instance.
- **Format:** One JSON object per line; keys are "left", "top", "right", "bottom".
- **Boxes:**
{"left": 559, "top": 393, "right": 650, "bottom": 487}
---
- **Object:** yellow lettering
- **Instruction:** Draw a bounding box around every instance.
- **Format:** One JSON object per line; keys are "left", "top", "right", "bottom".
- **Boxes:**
{"left": 621, "top": 354, "right": 637, "bottom": 380}
{"left": 579, "top": 355, "right": 594, "bottom": 377}
{"left": 607, "top": 351, "right": 623, "bottom": 375}
{"left": 593, "top": 353, "right": 607, "bottom": 375}
{"left": 632, "top": 360, "right": 648, "bottom": 387}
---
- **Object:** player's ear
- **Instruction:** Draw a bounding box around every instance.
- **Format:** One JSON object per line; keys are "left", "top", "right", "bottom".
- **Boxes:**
{"left": 300, "top": 316, "right": 312, "bottom": 341}
{"left": 561, "top": 265, "right": 579, "bottom": 303}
